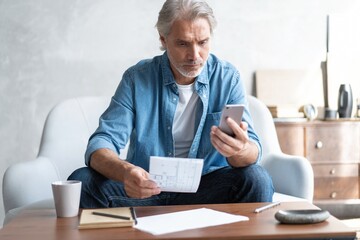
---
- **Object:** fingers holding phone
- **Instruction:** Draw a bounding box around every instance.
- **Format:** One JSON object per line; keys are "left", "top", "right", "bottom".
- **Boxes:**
{"left": 211, "top": 104, "right": 249, "bottom": 157}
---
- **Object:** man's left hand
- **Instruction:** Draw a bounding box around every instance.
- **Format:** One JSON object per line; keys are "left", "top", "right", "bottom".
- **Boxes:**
{"left": 210, "top": 117, "right": 257, "bottom": 167}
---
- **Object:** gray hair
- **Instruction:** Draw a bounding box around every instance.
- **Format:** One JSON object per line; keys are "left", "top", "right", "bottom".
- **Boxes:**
{"left": 156, "top": 0, "right": 217, "bottom": 39}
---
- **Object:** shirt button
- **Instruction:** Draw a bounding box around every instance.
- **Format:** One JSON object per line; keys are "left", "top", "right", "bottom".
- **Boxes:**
{"left": 168, "top": 152, "right": 172, "bottom": 156}
{"left": 173, "top": 98, "right": 176, "bottom": 102}
{"left": 167, "top": 126, "right": 171, "bottom": 130}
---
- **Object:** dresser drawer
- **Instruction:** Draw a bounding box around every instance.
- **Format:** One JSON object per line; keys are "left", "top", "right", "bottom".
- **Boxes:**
{"left": 275, "top": 120, "right": 360, "bottom": 201}
{"left": 312, "top": 164, "right": 358, "bottom": 177}
{"left": 275, "top": 124, "right": 304, "bottom": 156}
{"left": 305, "top": 124, "right": 360, "bottom": 163}
{"left": 314, "top": 177, "right": 359, "bottom": 199}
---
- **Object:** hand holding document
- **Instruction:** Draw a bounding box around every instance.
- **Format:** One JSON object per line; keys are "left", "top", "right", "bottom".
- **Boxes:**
{"left": 149, "top": 156, "right": 203, "bottom": 193}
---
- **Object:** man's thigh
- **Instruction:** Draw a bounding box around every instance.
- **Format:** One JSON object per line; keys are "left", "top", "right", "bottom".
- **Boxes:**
{"left": 71, "top": 164, "right": 273, "bottom": 208}
{"left": 170, "top": 164, "right": 273, "bottom": 205}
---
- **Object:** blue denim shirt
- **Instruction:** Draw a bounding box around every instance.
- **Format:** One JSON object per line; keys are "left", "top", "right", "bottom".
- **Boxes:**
{"left": 85, "top": 52, "right": 262, "bottom": 175}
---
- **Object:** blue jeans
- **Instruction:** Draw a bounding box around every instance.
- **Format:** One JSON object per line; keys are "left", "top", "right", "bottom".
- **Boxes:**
{"left": 68, "top": 164, "right": 274, "bottom": 208}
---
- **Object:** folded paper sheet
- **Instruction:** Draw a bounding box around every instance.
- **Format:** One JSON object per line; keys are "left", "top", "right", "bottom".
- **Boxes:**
{"left": 134, "top": 208, "right": 249, "bottom": 235}
{"left": 149, "top": 156, "right": 203, "bottom": 192}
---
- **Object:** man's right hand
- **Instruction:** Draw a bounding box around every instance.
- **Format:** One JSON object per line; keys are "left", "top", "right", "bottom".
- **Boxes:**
{"left": 123, "top": 165, "right": 161, "bottom": 198}
{"left": 90, "top": 148, "right": 161, "bottom": 199}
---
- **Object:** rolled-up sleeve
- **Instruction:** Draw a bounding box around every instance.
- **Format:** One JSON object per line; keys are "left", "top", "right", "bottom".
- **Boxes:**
{"left": 84, "top": 70, "right": 135, "bottom": 166}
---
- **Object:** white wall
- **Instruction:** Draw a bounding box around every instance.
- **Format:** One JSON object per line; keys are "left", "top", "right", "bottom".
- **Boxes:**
{"left": 1, "top": 0, "right": 359, "bottom": 226}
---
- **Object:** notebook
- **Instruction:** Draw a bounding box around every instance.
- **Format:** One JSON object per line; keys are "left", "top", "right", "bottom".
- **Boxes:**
{"left": 78, "top": 207, "right": 136, "bottom": 229}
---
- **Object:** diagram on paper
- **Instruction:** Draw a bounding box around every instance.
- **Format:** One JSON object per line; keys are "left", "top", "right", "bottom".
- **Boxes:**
{"left": 149, "top": 156, "right": 204, "bottom": 193}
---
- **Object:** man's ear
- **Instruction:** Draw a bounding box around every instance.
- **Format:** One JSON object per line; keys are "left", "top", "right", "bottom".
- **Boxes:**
{"left": 160, "top": 35, "right": 166, "bottom": 49}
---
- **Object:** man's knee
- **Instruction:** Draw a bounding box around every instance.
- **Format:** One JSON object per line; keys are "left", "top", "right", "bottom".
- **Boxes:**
{"left": 68, "top": 167, "right": 110, "bottom": 208}
{"left": 67, "top": 167, "right": 104, "bottom": 188}
{"left": 68, "top": 167, "right": 91, "bottom": 181}
{"left": 246, "top": 165, "right": 273, "bottom": 187}
{"left": 234, "top": 164, "right": 274, "bottom": 202}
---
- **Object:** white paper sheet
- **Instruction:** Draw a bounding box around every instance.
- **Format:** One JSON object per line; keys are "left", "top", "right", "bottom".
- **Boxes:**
{"left": 134, "top": 208, "right": 249, "bottom": 235}
{"left": 149, "top": 156, "right": 203, "bottom": 192}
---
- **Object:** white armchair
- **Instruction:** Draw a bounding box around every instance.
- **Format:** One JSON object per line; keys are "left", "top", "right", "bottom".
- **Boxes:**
{"left": 247, "top": 95, "right": 314, "bottom": 201}
{"left": 2, "top": 95, "right": 314, "bottom": 225}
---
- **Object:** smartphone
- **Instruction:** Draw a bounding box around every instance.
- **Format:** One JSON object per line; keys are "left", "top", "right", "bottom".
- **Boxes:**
{"left": 219, "top": 104, "right": 245, "bottom": 135}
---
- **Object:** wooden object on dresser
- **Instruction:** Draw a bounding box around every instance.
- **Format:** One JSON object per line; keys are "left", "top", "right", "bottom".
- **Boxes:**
{"left": 274, "top": 120, "right": 360, "bottom": 202}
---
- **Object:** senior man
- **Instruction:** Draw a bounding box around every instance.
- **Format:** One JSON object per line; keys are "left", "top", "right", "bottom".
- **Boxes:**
{"left": 68, "top": 0, "right": 274, "bottom": 208}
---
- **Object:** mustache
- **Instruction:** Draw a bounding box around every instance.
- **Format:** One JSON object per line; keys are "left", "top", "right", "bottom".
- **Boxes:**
{"left": 182, "top": 60, "right": 203, "bottom": 65}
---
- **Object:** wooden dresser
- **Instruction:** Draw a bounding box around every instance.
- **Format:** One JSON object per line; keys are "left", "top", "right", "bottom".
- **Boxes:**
{"left": 275, "top": 120, "right": 360, "bottom": 202}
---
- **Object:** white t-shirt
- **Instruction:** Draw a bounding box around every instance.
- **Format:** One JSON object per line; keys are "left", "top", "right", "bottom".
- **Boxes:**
{"left": 172, "top": 82, "right": 199, "bottom": 158}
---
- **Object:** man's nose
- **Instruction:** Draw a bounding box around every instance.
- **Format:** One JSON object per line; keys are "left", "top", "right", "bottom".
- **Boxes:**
{"left": 187, "top": 44, "right": 200, "bottom": 61}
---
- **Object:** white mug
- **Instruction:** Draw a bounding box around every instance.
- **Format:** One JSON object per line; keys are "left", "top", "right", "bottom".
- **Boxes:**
{"left": 51, "top": 180, "right": 81, "bottom": 217}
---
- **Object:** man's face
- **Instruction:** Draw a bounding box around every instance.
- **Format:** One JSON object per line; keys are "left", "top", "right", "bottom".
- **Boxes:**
{"left": 161, "top": 18, "right": 211, "bottom": 84}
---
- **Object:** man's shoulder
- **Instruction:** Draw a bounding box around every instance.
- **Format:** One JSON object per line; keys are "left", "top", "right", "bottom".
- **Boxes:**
{"left": 207, "top": 53, "right": 237, "bottom": 72}
{"left": 206, "top": 54, "right": 239, "bottom": 81}
{"left": 129, "top": 54, "right": 163, "bottom": 71}
{"left": 121, "top": 54, "right": 163, "bottom": 85}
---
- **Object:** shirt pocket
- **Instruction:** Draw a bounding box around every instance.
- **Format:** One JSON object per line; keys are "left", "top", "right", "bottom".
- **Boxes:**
{"left": 197, "top": 111, "right": 222, "bottom": 158}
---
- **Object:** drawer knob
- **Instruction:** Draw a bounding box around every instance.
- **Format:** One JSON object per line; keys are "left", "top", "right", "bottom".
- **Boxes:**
{"left": 330, "top": 192, "right": 337, "bottom": 199}
{"left": 330, "top": 168, "right": 336, "bottom": 175}
{"left": 315, "top": 141, "right": 323, "bottom": 149}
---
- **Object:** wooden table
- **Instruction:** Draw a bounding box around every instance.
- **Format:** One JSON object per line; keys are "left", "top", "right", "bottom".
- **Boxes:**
{"left": 0, "top": 202, "right": 356, "bottom": 239}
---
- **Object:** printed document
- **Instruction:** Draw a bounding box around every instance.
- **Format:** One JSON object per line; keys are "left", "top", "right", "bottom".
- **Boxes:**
{"left": 149, "top": 156, "right": 203, "bottom": 192}
{"left": 134, "top": 208, "right": 249, "bottom": 235}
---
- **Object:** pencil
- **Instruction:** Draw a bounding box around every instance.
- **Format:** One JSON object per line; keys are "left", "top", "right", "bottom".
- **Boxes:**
{"left": 254, "top": 202, "right": 281, "bottom": 213}
{"left": 92, "top": 211, "right": 131, "bottom": 220}
{"left": 130, "top": 207, "right": 138, "bottom": 225}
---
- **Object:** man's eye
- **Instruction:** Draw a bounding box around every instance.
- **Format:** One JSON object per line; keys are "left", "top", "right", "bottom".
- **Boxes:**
{"left": 199, "top": 40, "right": 208, "bottom": 46}
{"left": 178, "top": 42, "right": 187, "bottom": 47}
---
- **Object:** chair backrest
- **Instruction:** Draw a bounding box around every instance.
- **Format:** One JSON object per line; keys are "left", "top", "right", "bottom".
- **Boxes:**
{"left": 38, "top": 96, "right": 110, "bottom": 180}
{"left": 247, "top": 95, "right": 282, "bottom": 161}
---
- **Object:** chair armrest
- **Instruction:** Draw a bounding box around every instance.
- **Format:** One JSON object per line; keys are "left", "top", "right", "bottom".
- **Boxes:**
{"left": 261, "top": 153, "right": 314, "bottom": 202}
{"left": 2, "top": 156, "right": 59, "bottom": 213}
{"left": 3, "top": 199, "right": 54, "bottom": 225}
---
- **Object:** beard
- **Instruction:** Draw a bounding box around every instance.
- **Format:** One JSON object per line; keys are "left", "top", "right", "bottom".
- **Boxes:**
{"left": 173, "top": 60, "right": 204, "bottom": 78}
{"left": 167, "top": 53, "right": 205, "bottom": 79}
